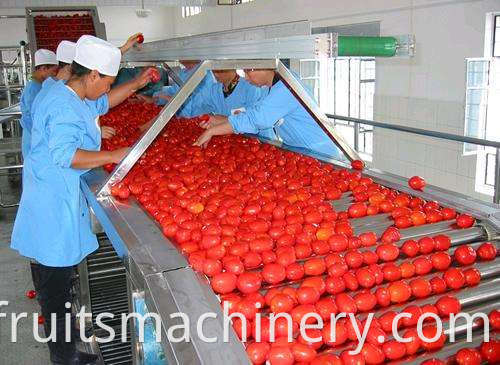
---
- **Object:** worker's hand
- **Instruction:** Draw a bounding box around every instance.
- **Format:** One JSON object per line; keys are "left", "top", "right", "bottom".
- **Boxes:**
{"left": 139, "top": 120, "right": 154, "bottom": 132}
{"left": 199, "top": 114, "right": 227, "bottom": 129}
{"left": 193, "top": 129, "right": 213, "bottom": 149}
{"left": 134, "top": 68, "right": 154, "bottom": 90}
{"left": 101, "top": 126, "right": 116, "bottom": 139}
{"left": 120, "top": 33, "right": 142, "bottom": 54}
{"left": 110, "top": 147, "right": 131, "bottom": 164}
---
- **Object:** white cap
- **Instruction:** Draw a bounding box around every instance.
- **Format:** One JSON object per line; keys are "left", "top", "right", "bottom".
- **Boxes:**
{"left": 34, "top": 49, "right": 57, "bottom": 67}
{"left": 56, "top": 41, "right": 76, "bottom": 64}
{"left": 74, "top": 35, "right": 121, "bottom": 77}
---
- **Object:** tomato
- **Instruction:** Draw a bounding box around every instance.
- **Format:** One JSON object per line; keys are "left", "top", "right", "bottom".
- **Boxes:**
{"left": 328, "top": 234, "right": 348, "bottom": 252}
{"left": 418, "top": 237, "right": 435, "bottom": 254}
{"left": 421, "top": 359, "right": 445, "bottom": 365}
{"left": 323, "top": 321, "right": 348, "bottom": 346}
{"left": 477, "top": 242, "right": 497, "bottom": 260}
{"left": 455, "top": 348, "right": 482, "bottom": 365}
{"left": 325, "top": 276, "right": 345, "bottom": 294}
{"left": 402, "top": 305, "right": 422, "bottom": 327}
{"left": 480, "top": 340, "right": 500, "bottom": 364}
{"left": 454, "top": 244, "right": 477, "bottom": 265}
{"left": 388, "top": 281, "right": 411, "bottom": 303}
{"left": 304, "top": 258, "right": 326, "bottom": 276}
{"left": 285, "top": 263, "right": 304, "bottom": 281}
{"left": 343, "top": 272, "right": 359, "bottom": 291}
{"left": 421, "top": 325, "right": 446, "bottom": 351}
{"left": 351, "top": 159, "right": 365, "bottom": 170}
{"left": 413, "top": 257, "right": 433, "bottom": 275}
{"left": 489, "top": 309, "right": 500, "bottom": 330}
{"left": 403, "top": 328, "right": 421, "bottom": 355}
{"left": 430, "top": 276, "right": 447, "bottom": 294}
{"left": 291, "top": 304, "right": 318, "bottom": 324}
{"left": 211, "top": 272, "right": 237, "bottom": 294}
{"left": 310, "top": 354, "right": 342, "bottom": 365}
{"left": 348, "top": 203, "right": 368, "bottom": 218}
{"left": 382, "top": 263, "right": 401, "bottom": 281}
{"left": 400, "top": 262, "right": 416, "bottom": 278}
{"left": 304, "top": 211, "right": 323, "bottom": 224}
{"left": 26, "top": 290, "right": 36, "bottom": 299}
{"left": 379, "top": 311, "right": 400, "bottom": 332}
{"left": 246, "top": 342, "right": 270, "bottom": 364}
{"left": 456, "top": 214, "right": 475, "bottom": 228}
{"left": 262, "top": 263, "right": 286, "bottom": 284}
{"left": 433, "top": 234, "right": 451, "bottom": 251}
{"left": 380, "top": 227, "right": 401, "bottom": 243}
{"left": 136, "top": 33, "right": 144, "bottom": 43}
{"left": 443, "top": 268, "right": 465, "bottom": 289}
{"left": 361, "top": 343, "right": 385, "bottom": 364}
{"left": 430, "top": 251, "right": 451, "bottom": 271}
{"left": 237, "top": 272, "right": 262, "bottom": 294}
{"left": 267, "top": 346, "right": 294, "bottom": 365}
{"left": 401, "top": 239, "right": 419, "bottom": 257}
{"left": 408, "top": 176, "right": 426, "bottom": 190}
{"left": 297, "top": 328, "right": 323, "bottom": 350}
{"left": 395, "top": 215, "right": 413, "bottom": 228}
{"left": 335, "top": 293, "right": 357, "bottom": 314}
{"left": 436, "top": 295, "right": 461, "bottom": 317}
{"left": 359, "top": 232, "right": 377, "bottom": 247}
{"left": 376, "top": 243, "right": 399, "bottom": 261}
{"left": 382, "top": 340, "right": 406, "bottom": 360}
{"left": 149, "top": 68, "right": 161, "bottom": 83}
{"left": 362, "top": 251, "right": 379, "bottom": 265}
{"left": 354, "top": 292, "right": 377, "bottom": 311}
{"left": 235, "top": 298, "right": 260, "bottom": 319}
{"left": 301, "top": 277, "right": 326, "bottom": 294}
{"left": 341, "top": 351, "right": 365, "bottom": 365}
{"left": 464, "top": 267, "right": 481, "bottom": 286}
{"left": 410, "top": 211, "right": 427, "bottom": 226}
{"left": 291, "top": 343, "right": 316, "bottom": 362}
{"left": 410, "top": 278, "right": 432, "bottom": 298}
{"left": 297, "top": 286, "right": 320, "bottom": 305}
{"left": 202, "top": 259, "right": 222, "bottom": 276}
{"left": 312, "top": 240, "right": 331, "bottom": 255}
{"left": 345, "top": 249, "right": 364, "bottom": 268}
{"left": 315, "top": 297, "right": 338, "bottom": 320}
{"left": 243, "top": 252, "right": 262, "bottom": 269}
{"left": 356, "top": 268, "right": 376, "bottom": 288}
{"left": 441, "top": 207, "right": 456, "bottom": 220}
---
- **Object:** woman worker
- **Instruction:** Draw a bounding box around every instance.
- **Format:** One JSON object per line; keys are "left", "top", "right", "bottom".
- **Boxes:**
{"left": 11, "top": 35, "right": 151, "bottom": 365}
{"left": 193, "top": 68, "right": 343, "bottom": 160}
{"left": 19, "top": 49, "right": 58, "bottom": 158}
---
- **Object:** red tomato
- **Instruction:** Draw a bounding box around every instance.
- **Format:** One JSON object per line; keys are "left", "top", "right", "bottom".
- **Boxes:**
{"left": 382, "top": 340, "right": 406, "bottom": 360}
{"left": 211, "top": 272, "right": 237, "bottom": 294}
{"left": 262, "top": 263, "right": 286, "bottom": 284}
{"left": 310, "top": 354, "right": 342, "bottom": 365}
{"left": 410, "top": 278, "right": 432, "bottom": 298}
{"left": 401, "top": 305, "right": 422, "bottom": 327}
{"left": 149, "top": 68, "right": 161, "bottom": 83}
{"left": 246, "top": 342, "right": 270, "bottom": 365}
{"left": 335, "top": 293, "right": 357, "bottom": 314}
{"left": 237, "top": 272, "right": 262, "bottom": 294}
{"left": 382, "top": 263, "right": 402, "bottom": 282}
{"left": 408, "top": 176, "right": 426, "bottom": 190}
{"left": 401, "top": 239, "right": 419, "bottom": 257}
{"left": 455, "top": 348, "right": 482, "bottom": 365}
{"left": 359, "top": 232, "right": 377, "bottom": 247}
{"left": 480, "top": 340, "right": 500, "bottom": 364}
{"left": 202, "top": 259, "right": 222, "bottom": 276}
{"left": 380, "top": 227, "right": 401, "bottom": 243}
{"left": 291, "top": 304, "right": 318, "bottom": 324}
{"left": 345, "top": 249, "right": 364, "bottom": 268}
{"left": 413, "top": 257, "right": 433, "bottom": 275}
{"left": 291, "top": 343, "right": 316, "bottom": 362}
{"left": 304, "top": 258, "right": 326, "bottom": 276}
{"left": 340, "top": 351, "right": 365, "bottom": 365}
{"left": 477, "top": 242, "right": 497, "bottom": 260}
{"left": 421, "top": 359, "right": 445, "bottom": 365}
{"left": 379, "top": 311, "right": 400, "bottom": 332}
{"left": 430, "top": 276, "right": 447, "bottom": 294}
{"left": 430, "top": 251, "right": 451, "bottom": 271}
{"left": 489, "top": 309, "right": 500, "bottom": 330}
{"left": 435, "top": 295, "right": 461, "bottom": 317}
{"left": 297, "top": 286, "right": 320, "bottom": 305}
{"left": 418, "top": 237, "right": 435, "bottom": 254}
{"left": 376, "top": 243, "right": 399, "bottom": 261}
{"left": 328, "top": 234, "right": 349, "bottom": 252}
{"left": 286, "top": 263, "right": 305, "bottom": 281}
{"left": 267, "top": 346, "right": 294, "bottom": 365}
{"left": 443, "top": 268, "right": 465, "bottom": 289}
{"left": 323, "top": 321, "right": 348, "bottom": 346}
{"left": 395, "top": 215, "right": 413, "bottom": 228}
{"left": 269, "top": 293, "right": 295, "bottom": 314}
{"left": 400, "top": 262, "right": 416, "bottom": 278}
{"left": 354, "top": 292, "right": 377, "bottom": 311}
{"left": 361, "top": 343, "right": 385, "bottom": 364}
{"left": 325, "top": 276, "right": 346, "bottom": 294}
{"left": 351, "top": 159, "right": 365, "bottom": 170}
{"left": 348, "top": 203, "right": 368, "bottom": 218}
{"left": 136, "top": 33, "right": 144, "bottom": 43}
{"left": 356, "top": 268, "right": 376, "bottom": 288}
{"left": 411, "top": 211, "right": 427, "bottom": 226}
{"left": 454, "top": 245, "right": 477, "bottom": 265}
{"left": 388, "top": 281, "right": 411, "bottom": 303}
{"left": 441, "top": 207, "right": 457, "bottom": 220}
{"left": 456, "top": 214, "right": 475, "bottom": 228}
{"left": 433, "top": 234, "right": 451, "bottom": 250}
{"left": 26, "top": 290, "right": 36, "bottom": 299}
{"left": 464, "top": 267, "right": 481, "bottom": 286}
{"left": 403, "top": 329, "right": 422, "bottom": 355}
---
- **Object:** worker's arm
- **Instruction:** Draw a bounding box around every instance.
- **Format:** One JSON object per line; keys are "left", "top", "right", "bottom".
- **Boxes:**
{"left": 107, "top": 68, "right": 152, "bottom": 108}
{"left": 71, "top": 148, "right": 129, "bottom": 169}
{"left": 228, "top": 83, "right": 294, "bottom": 134}
{"left": 119, "top": 33, "right": 142, "bottom": 54}
{"left": 193, "top": 121, "right": 234, "bottom": 148}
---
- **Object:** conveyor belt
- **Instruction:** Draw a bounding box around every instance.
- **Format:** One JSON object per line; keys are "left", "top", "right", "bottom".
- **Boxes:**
{"left": 88, "top": 235, "right": 132, "bottom": 365}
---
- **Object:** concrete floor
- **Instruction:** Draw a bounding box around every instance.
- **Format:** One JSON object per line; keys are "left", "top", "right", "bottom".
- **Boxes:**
{"left": 0, "top": 170, "right": 51, "bottom": 364}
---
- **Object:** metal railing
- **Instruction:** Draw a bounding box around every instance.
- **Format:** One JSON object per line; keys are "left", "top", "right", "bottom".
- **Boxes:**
{"left": 326, "top": 113, "right": 500, "bottom": 204}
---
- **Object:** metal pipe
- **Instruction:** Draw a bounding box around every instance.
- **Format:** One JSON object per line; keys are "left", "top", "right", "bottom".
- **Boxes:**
{"left": 494, "top": 148, "right": 500, "bottom": 204}
{"left": 326, "top": 113, "right": 500, "bottom": 149}
{"left": 350, "top": 213, "right": 392, "bottom": 228}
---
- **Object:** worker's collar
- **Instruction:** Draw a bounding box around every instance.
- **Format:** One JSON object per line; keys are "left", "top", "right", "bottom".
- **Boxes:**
{"left": 223, "top": 74, "right": 239, "bottom": 98}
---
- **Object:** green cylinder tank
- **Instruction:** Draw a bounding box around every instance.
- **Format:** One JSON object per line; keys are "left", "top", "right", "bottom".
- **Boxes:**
{"left": 337, "top": 36, "right": 398, "bottom": 57}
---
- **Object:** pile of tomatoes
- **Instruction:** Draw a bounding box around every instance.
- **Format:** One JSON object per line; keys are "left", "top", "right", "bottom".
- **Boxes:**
{"left": 104, "top": 102, "right": 498, "bottom": 365}
{"left": 34, "top": 14, "right": 96, "bottom": 51}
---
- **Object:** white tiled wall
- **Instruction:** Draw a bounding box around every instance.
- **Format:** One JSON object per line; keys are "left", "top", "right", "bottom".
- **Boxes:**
{"left": 373, "top": 95, "right": 488, "bottom": 201}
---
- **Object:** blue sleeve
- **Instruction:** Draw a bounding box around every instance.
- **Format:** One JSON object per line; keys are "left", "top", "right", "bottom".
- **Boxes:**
{"left": 153, "top": 85, "right": 179, "bottom": 106}
{"left": 228, "top": 85, "right": 295, "bottom": 134}
{"left": 178, "top": 83, "right": 217, "bottom": 117}
{"left": 20, "top": 82, "right": 40, "bottom": 130}
{"left": 46, "top": 108, "right": 85, "bottom": 168}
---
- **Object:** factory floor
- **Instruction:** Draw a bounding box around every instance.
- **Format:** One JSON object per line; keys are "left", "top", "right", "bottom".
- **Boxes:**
{"left": 0, "top": 168, "right": 51, "bottom": 364}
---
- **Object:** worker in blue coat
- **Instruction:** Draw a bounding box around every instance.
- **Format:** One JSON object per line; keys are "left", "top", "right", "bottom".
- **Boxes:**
{"left": 138, "top": 60, "right": 215, "bottom": 116}
{"left": 193, "top": 69, "right": 344, "bottom": 160}
{"left": 11, "top": 35, "right": 153, "bottom": 365}
{"left": 19, "top": 49, "right": 58, "bottom": 158}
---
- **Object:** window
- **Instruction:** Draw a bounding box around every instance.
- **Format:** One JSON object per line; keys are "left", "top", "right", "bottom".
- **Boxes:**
{"left": 464, "top": 59, "right": 490, "bottom": 154}
{"left": 182, "top": 6, "right": 201, "bottom": 18}
{"left": 298, "top": 57, "right": 376, "bottom": 159}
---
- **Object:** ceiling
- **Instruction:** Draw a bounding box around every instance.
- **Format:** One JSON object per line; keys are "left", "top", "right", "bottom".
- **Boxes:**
{"left": 0, "top": 0, "right": 219, "bottom": 8}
